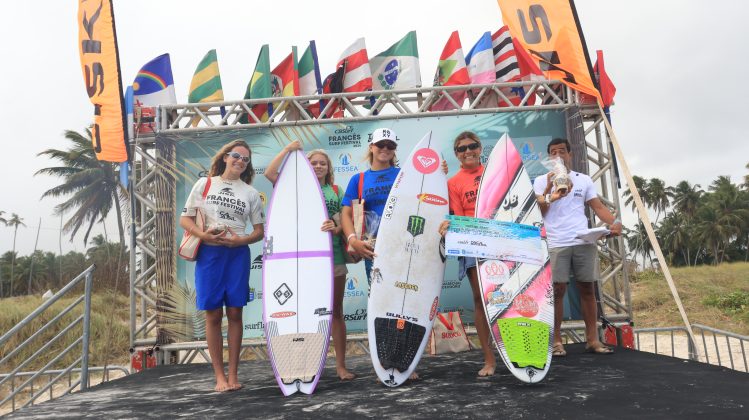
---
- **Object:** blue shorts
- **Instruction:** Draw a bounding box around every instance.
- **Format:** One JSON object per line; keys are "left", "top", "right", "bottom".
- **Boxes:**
{"left": 458, "top": 256, "right": 477, "bottom": 280}
{"left": 195, "top": 244, "right": 251, "bottom": 310}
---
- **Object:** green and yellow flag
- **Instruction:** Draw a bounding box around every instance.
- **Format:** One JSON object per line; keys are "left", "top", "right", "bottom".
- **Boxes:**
{"left": 242, "top": 45, "right": 272, "bottom": 122}
{"left": 189, "top": 49, "right": 224, "bottom": 103}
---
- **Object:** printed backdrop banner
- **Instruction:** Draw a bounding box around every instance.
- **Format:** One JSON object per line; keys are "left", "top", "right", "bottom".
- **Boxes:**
{"left": 161, "top": 111, "right": 566, "bottom": 339}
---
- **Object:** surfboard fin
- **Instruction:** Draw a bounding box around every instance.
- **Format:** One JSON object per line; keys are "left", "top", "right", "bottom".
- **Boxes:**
{"left": 497, "top": 317, "right": 549, "bottom": 370}
{"left": 374, "top": 317, "right": 425, "bottom": 372}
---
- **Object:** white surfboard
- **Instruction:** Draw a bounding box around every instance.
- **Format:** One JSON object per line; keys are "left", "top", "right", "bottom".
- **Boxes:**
{"left": 368, "top": 131, "right": 449, "bottom": 387}
{"left": 262, "top": 150, "right": 334, "bottom": 396}
{"left": 475, "top": 134, "right": 553, "bottom": 384}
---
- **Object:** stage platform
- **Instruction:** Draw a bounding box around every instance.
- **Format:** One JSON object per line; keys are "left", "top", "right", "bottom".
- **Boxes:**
{"left": 7, "top": 344, "right": 748, "bottom": 419}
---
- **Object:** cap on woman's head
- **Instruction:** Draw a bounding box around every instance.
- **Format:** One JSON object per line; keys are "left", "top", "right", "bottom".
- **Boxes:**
{"left": 369, "top": 128, "right": 398, "bottom": 145}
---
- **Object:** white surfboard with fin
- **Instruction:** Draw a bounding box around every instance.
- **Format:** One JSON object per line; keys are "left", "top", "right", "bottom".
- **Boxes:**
{"left": 367, "top": 131, "right": 449, "bottom": 387}
{"left": 262, "top": 150, "right": 334, "bottom": 396}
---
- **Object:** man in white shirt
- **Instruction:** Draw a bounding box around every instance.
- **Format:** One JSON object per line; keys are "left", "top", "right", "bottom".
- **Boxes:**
{"left": 533, "top": 138, "right": 622, "bottom": 356}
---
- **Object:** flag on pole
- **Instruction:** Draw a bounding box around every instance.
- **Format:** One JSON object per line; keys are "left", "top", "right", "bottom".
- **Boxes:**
{"left": 271, "top": 48, "right": 299, "bottom": 98}
{"left": 465, "top": 32, "right": 495, "bottom": 85}
{"left": 77, "top": 0, "right": 128, "bottom": 163}
{"left": 189, "top": 49, "right": 224, "bottom": 104}
{"left": 133, "top": 53, "right": 177, "bottom": 106}
{"left": 310, "top": 63, "right": 346, "bottom": 119}
{"left": 298, "top": 41, "right": 323, "bottom": 96}
{"left": 431, "top": 31, "right": 470, "bottom": 111}
{"left": 488, "top": 26, "right": 544, "bottom": 107}
{"left": 370, "top": 31, "right": 421, "bottom": 90}
{"left": 337, "top": 38, "right": 372, "bottom": 93}
{"left": 594, "top": 50, "right": 615, "bottom": 108}
{"left": 242, "top": 45, "right": 272, "bottom": 122}
{"left": 492, "top": 26, "right": 520, "bottom": 82}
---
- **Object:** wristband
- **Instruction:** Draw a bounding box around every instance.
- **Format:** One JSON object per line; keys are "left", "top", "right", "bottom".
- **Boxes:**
{"left": 545, "top": 194, "right": 552, "bottom": 204}
{"left": 346, "top": 233, "right": 356, "bottom": 243}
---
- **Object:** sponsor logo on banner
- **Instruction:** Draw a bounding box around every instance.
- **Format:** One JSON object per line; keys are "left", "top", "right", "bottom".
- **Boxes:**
{"left": 520, "top": 143, "right": 541, "bottom": 161}
{"left": 335, "top": 153, "right": 359, "bottom": 174}
{"left": 273, "top": 283, "right": 293, "bottom": 305}
{"left": 407, "top": 215, "right": 425, "bottom": 237}
{"left": 429, "top": 297, "right": 439, "bottom": 321}
{"left": 244, "top": 321, "right": 264, "bottom": 331}
{"left": 513, "top": 294, "right": 539, "bottom": 318}
{"left": 394, "top": 281, "right": 418, "bottom": 292}
{"left": 328, "top": 126, "right": 362, "bottom": 148}
{"left": 383, "top": 196, "right": 397, "bottom": 220}
{"left": 344, "top": 276, "right": 365, "bottom": 298}
{"left": 417, "top": 193, "right": 448, "bottom": 206}
{"left": 481, "top": 260, "right": 510, "bottom": 285}
{"left": 344, "top": 308, "right": 367, "bottom": 322}
{"left": 412, "top": 148, "right": 439, "bottom": 174}
{"left": 270, "top": 311, "right": 296, "bottom": 318}
{"left": 442, "top": 280, "right": 462, "bottom": 290}
{"left": 251, "top": 255, "right": 263, "bottom": 270}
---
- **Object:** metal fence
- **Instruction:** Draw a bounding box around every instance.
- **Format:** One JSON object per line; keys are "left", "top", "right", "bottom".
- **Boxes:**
{"left": 634, "top": 324, "right": 748, "bottom": 372}
{"left": 0, "top": 265, "right": 129, "bottom": 414}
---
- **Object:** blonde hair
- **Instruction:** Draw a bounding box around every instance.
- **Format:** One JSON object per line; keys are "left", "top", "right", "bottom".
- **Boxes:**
{"left": 365, "top": 143, "right": 397, "bottom": 167}
{"left": 306, "top": 149, "right": 334, "bottom": 186}
{"left": 209, "top": 140, "right": 254, "bottom": 184}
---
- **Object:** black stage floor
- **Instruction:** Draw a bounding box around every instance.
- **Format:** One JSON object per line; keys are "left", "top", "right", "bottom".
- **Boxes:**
{"left": 8, "top": 344, "right": 748, "bottom": 419}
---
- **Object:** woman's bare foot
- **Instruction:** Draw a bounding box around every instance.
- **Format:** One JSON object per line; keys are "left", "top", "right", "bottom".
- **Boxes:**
{"left": 337, "top": 367, "right": 356, "bottom": 380}
{"left": 409, "top": 371, "right": 420, "bottom": 381}
{"left": 228, "top": 382, "right": 243, "bottom": 391}
{"left": 478, "top": 364, "right": 496, "bottom": 377}
{"left": 214, "top": 377, "right": 231, "bottom": 392}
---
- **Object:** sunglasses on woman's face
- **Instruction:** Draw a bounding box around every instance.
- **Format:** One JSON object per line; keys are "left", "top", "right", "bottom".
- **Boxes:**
{"left": 373, "top": 141, "right": 397, "bottom": 151}
{"left": 454, "top": 143, "right": 481, "bottom": 153}
{"left": 226, "top": 151, "right": 250, "bottom": 163}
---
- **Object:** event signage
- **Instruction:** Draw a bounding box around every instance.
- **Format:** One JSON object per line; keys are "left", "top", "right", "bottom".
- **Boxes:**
{"left": 77, "top": 0, "right": 128, "bottom": 162}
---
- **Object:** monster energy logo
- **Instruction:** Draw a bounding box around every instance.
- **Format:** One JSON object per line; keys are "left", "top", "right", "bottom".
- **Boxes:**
{"left": 407, "top": 215, "right": 425, "bottom": 237}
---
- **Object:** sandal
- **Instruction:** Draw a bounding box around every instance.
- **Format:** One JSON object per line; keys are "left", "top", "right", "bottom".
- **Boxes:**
{"left": 552, "top": 342, "right": 567, "bottom": 357}
{"left": 585, "top": 342, "right": 614, "bottom": 355}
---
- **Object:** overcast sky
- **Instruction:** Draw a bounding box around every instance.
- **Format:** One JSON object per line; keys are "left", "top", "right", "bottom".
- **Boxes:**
{"left": 0, "top": 0, "right": 747, "bottom": 256}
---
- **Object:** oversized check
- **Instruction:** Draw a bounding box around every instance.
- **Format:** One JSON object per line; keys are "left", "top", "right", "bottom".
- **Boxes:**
{"left": 444, "top": 215, "right": 543, "bottom": 265}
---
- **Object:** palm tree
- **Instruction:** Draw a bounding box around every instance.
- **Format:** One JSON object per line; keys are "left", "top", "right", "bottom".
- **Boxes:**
{"left": 625, "top": 221, "right": 654, "bottom": 268}
{"left": 36, "top": 128, "right": 127, "bottom": 246}
{"left": 669, "top": 181, "right": 703, "bottom": 221}
{"left": 7, "top": 213, "right": 26, "bottom": 296}
{"left": 647, "top": 178, "right": 671, "bottom": 223}
{"left": 658, "top": 212, "right": 692, "bottom": 266}
{"left": 695, "top": 205, "right": 734, "bottom": 264}
{"left": 744, "top": 162, "right": 749, "bottom": 190}
{"left": 622, "top": 175, "right": 649, "bottom": 212}
{"left": 0, "top": 210, "right": 7, "bottom": 225}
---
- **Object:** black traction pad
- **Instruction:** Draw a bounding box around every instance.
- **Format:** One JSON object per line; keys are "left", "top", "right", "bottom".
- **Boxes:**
{"left": 374, "top": 317, "right": 426, "bottom": 372}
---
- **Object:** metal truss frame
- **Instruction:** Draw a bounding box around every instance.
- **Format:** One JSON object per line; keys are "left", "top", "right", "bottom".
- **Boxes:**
{"left": 128, "top": 80, "right": 630, "bottom": 354}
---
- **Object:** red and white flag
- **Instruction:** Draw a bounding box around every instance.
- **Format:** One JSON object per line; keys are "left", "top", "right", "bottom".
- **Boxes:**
{"left": 337, "top": 38, "right": 372, "bottom": 93}
{"left": 431, "top": 31, "right": 470, "bottom": 111}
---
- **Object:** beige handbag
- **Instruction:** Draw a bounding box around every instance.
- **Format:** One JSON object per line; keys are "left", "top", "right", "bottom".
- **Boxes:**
{"left": 342, "top": 174, "right": 366, "bottom": 263}
{"left": 428, "top": 312, "right": 473, "bottom": 355}
{"left": 178, "top": 177, "right": 212, "bottom": 261}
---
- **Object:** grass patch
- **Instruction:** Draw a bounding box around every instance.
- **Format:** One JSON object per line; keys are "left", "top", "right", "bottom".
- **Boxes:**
{"left": 631, "top": 262, "right": 749, "bottom": 334}
{"left": 0, "top": 291, "right": 131, "bottom": 373}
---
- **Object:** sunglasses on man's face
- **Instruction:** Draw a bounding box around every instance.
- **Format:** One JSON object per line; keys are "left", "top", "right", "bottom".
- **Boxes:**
{"left": 226, "top": 151, "right": 250, "bottom": 163}
{"left": 454, "top": 143, "right": 481, "bottom": 153}
{"left": 373, "top": 142, "right": 397, "bottom": 151}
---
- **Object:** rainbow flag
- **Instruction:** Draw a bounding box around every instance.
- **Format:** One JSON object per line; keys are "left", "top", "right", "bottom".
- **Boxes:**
{"left": 133, "top": 53, "right": 177, "bottom": 106}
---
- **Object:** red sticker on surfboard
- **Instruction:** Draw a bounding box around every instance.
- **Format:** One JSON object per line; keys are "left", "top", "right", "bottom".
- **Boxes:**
{"left": 417, "top": 193, "right": 448, "bottom": 205}
{"left": 429, "top": 296, "right": 439, "bottom": 321}
{"left": 413, "top": 148, "right": 439, "bottom": 174}
{"left": 513, "top": 294, "right": 539, "bottom": 318}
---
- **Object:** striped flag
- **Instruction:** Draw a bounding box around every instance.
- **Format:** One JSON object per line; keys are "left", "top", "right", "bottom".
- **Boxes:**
{"left": 465, "top": 32, "right": 495, "bottom": 85}
{"left": 370, "top": 31, "right": 421, "bottom": 90}
{"left": 242, "top": 45, "right": 272, "bottom": 122}
{"left": 188, "top": 49, "right": 224, "bottom": 104}
{"left": 431, "top": 31, "right": 470, "bottom": 111}
{"left": 337, "top": 38, "right": 372, "bottom": 93}
{"left": 298, "top": 41, "right": 322, "bottom": 96}
{"left": 133, "top": 53, "right": 177, "bottom": 106}
{"left": 492, "top": 26, "right": 520, "bottom": 82}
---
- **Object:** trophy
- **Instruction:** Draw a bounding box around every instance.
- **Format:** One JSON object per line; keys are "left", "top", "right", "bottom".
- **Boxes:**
{"left": 543, "top": 157, "right": 571, "bottom": 194}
